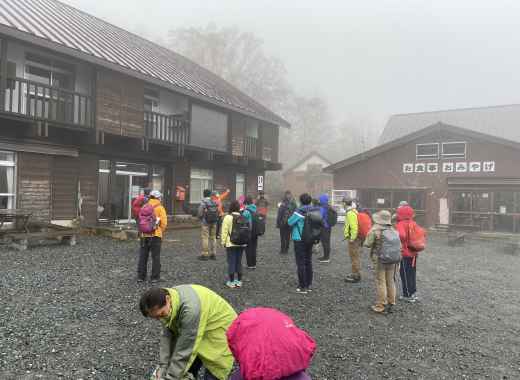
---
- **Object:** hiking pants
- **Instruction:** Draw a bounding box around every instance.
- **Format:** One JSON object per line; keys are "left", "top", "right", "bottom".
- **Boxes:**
{"left": 189, "top": 357, "right": 219, "bottom": 380}
{"left": 320, "top": 227, "right": 332, "bottom": 259}
{"left": 348, "top": 238, "right": 361, "bottom": 278}
{"left": 400, "top": 256, "right": 417, "bottom": 297}
{"left": 216, "top": 216, "right": 223, "bottom": 238}
{"left": 279, "top": 225, "right": 291, "bottom": 253}
{"left": 374, "top": 261, "right": 398, "bottom": 312}
{"left": 294, "top": 241, "right": 313, "bottom": 289}
{"left": 246, "top": 236, "right": 258, "bottom": 267}
{"left": 226, "top": 246, "right": 244, "bottom": 281}
{"left": 137, "top": 237, "right": 161, "bottom": 281}
{"left": 201, "top": 223, "right": 217, "bottom": 257}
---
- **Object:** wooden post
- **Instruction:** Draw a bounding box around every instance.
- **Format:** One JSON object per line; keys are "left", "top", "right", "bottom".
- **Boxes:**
{"left": 0, "top": 39, "right": 7, "bottom": 112}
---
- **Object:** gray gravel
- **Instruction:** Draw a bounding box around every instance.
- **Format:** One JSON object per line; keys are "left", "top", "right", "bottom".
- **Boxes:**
{"left": 1, "top": 223, "right": 520, "bottom": 379}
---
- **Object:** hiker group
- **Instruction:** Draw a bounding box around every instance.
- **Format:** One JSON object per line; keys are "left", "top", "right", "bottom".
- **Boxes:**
{"left": 276, "top": 190, "right": 426, "bottom": 313}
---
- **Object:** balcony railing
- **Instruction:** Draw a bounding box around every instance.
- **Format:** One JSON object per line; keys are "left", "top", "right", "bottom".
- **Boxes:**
{"left": 144, "top": 111, "right": 190, "bottom": 145}
{"left": 1, "top": 76, "right": 93, "bottom": 128}
{"left": 244, "top": 136, "right": 258, "bottom": 158}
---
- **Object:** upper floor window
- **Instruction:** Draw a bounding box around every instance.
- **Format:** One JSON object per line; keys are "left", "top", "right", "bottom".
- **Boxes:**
{"left": 144, "top": 88, "right": 160, "bottom": 113}
{"left": 25, "top": 52, "right": 74, "bottom": 90}
{"left": 442, "top": 142, "right": 466, "bottom": 159}
{"left": 416, "top": 143, "right": 439, "bottom": 159}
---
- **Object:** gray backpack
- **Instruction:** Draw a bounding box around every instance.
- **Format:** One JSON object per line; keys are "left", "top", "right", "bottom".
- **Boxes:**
{"left": 377, "top": 228, "right": 402, "bottom": 264}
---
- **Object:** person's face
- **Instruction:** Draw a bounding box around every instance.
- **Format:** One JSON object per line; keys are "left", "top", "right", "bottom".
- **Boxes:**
{"left": 148, "top": 295, "right": 171, "bottom": 320}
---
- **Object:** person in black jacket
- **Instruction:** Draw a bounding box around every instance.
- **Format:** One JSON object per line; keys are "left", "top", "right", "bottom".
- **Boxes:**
{"left": 276, "top": 191, "right": 297, "bottom": 254}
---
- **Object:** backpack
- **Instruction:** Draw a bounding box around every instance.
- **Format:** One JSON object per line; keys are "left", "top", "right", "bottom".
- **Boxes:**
{"left": 326, "top": 206, "right": 338, "bottom": 227}
{"left": 138, "top": 203, "right": 159, "bottom": 234}
{"left": 301, "top": 209, "right": 324, "bottom": 245}
{"left": 376, "top": 228, "right": 402, "bottom": 264}
{"left": 204, "top": 200, "right": 219, "bottom": 224}
{"left": 408, "top": 221, "right": 426, "bottom": 252}
{"left": 230, "top": 213, "right": 251, "bottom": 245}
{"left": 280, "top": 205, "right": 293, "bottom": 227}
{"left": 357, "top": 212, "right": 372, "bottom": 239}
{"left": 251, "top": 211, "right": 266, "bottom": 237}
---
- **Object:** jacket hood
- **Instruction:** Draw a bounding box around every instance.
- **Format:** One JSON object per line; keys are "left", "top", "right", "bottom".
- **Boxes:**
{"left": 246, "top": 204, "right": 257, "bottom": 213}
{"left": 319, "top": 194, "right": 329, "bottom": 206}
{"left": 396, "top": 205, "right": 414, "bottom": 221}
{"left": 148, "top": 198, "right": 161, "bottom": 206}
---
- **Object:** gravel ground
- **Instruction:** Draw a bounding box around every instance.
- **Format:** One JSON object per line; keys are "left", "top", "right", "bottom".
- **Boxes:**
{"left": 1, "top": 222, "right": 520, "bottom": 380}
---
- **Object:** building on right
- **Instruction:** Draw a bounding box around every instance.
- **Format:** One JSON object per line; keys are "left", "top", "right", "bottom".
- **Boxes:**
{"left": 325, "top": 104, "right": 520, "bottom": 233}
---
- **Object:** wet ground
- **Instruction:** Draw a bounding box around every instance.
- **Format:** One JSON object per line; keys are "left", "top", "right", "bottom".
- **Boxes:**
{"left": 1, "top": 222, "right": 519, "bottom": 379}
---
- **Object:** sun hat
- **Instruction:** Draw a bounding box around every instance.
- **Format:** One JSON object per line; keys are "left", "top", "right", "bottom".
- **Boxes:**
{"left": 150, "top": 190, "right": 162, "bottom": 199}
{"left": 373, "top": 210, "right": 392, "bottom": 225}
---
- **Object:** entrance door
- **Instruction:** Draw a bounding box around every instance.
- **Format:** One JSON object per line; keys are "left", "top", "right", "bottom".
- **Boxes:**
{"left": 113, "top": 162, "right": 149, "bottom": 223}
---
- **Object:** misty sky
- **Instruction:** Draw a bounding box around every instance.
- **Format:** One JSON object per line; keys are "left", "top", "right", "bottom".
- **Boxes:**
{"left": 64, "top": 0, "right": 520, "bottom": 127}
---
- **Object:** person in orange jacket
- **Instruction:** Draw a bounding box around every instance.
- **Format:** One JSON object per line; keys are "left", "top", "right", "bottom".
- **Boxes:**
{"left": 212, "top": 189, "right": 230, "bottom": 239}
{"left": 137, "top": 190, "right": 168, "bottom": 284}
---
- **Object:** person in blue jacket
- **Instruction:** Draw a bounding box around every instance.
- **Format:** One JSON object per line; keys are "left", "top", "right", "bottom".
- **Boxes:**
{"left": 318, "top": 194, "right": 332, "bottom": 263}
{"left": 242, "top": 196, "right": 259, "bottom": 269}
{"left": 288, "top": 193, "right": 318, "bottom": 294}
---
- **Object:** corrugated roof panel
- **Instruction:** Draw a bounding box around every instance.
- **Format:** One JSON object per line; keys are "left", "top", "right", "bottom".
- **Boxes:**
{"left": 0, "top": 0, "right": 289, "bottom": 126}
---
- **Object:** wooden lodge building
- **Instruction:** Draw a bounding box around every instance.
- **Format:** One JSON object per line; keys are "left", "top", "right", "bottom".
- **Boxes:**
{"left": 326, "top": 105, "right": 520, "bottom": 233}
{"left": 0, "top": 0, "right": 287, "bottom": 226}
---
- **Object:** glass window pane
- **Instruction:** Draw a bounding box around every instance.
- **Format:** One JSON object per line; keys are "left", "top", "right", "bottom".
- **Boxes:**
{"left": 26, "top": 65, "right": 51, "bottom": 85}
{"left": 416, "top": 143, "right": 438, "bottom": 158}
{"left": 442, "top": 142, "right": 466, "bottom": 156}
{"left": 190, "top": 179, "right": 202, "bottom": 203}
{"left": 152, "top": 166, "right": 165, "bottom": 193}
{"left": 409, "top": 191, "right": 425, "bottom": 211}
{"left": 0, "top": 166, "right": 14, "bottom": 194}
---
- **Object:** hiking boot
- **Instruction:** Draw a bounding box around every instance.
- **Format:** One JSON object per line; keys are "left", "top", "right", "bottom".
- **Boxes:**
{"left": 247, "top": 266, "right": 256, "bottom": 270}
{"left": 234, "top": 280, "right": 243, "bottom": 288}
{"left": 344, "top": 274, "right": 361, "bottom": 283}
{"left": 411, "top": 293, "right": 419, "bottom": 302}
{"left": 318, "top": 257, "right": 330, "bottom": 263}
{"left": 385, "top": 304, "right": 395, "bottom": 314}
{"left": 209, "top": 255, "right": 217, "bottom": 261}
{"left": 296, "top": 288, "right": 308, "bottom": 294}
{"left": 198, "top": 255, "right": 209, "bottom": 261}
{"left": 226, "top": 281, "right": 236, "bottom": 289}
{"left": 371, "top": 305, "right": 386, "bottom": 314}
{"left": 306, "top": 287, "right": 313, "bottom": 293}
{"left": 402, "top": 296, "right": 416, "bottom": 303}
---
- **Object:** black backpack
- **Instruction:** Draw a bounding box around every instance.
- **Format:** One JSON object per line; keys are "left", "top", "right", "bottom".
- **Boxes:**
{"left": 204, "top": 200, "right": 219, "bottom": 224}
{"left": 302, "top": 209, "right": 324, "bottom": 245}
{"left": 230, "top": 213, "right": 251, "bottom": 245}
{"left": 326, "top": 206, "right": 338, "bottom": 227}
{"left": 251, "top": 211, "right": 266, "bottom": 237}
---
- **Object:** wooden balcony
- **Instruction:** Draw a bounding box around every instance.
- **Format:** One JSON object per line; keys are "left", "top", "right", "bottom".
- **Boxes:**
{"left": 1, "top": 76, "right": 93, "bottom": 129}
{"left": 144, "top": 111, "right": 190, "bottom": 146}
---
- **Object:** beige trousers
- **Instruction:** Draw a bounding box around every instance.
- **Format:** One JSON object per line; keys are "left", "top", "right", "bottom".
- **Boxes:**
{"left": 201, "top": 224, "right": 217, "bottom": 257}
{"left": 373, "top": 260, "right": 398, "bottom": 312}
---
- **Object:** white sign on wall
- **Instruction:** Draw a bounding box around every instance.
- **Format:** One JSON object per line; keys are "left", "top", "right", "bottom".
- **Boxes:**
{"left": 469, "top": 162, "right": 481, "bottom": 172}
{"left": 403, "top": 163, "right": 414, "bottom": 173}
{"left": 483, "top": 161, "right": 496, "bottom": 172}
{"left": 427, "top": 163, "right": 438, "bottom": 173}
{"left": 442, "top": 162, "right": 454, "bottom": 173}
{"left": 455, "top": 162, "right": 468, "bottom": 173}
{"left": 415, "top": 163, "right": 426, "bottom": 173}
{"left": 257, "top": 175, "right": 264, "bottom": 191}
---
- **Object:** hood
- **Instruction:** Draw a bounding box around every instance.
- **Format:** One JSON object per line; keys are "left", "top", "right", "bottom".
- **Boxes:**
{"left": 147, "top": 198, "right": 162, "bottom": 207}
{"left": 246, "top": 204, "right": 257, "bottom": 213}
{"left": 396, "top": 205, "right": 414, "bottom": 221}
{"left": 319, "top": 194, "right": 329, "bottom": 206}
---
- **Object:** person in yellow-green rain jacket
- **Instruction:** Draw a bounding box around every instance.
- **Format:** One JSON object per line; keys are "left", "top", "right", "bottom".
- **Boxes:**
{"left": 343, "top": 199, "right": 361, "bottom": 283}
{"left": 140, "top": 285, "right": 237, "bottom": 380}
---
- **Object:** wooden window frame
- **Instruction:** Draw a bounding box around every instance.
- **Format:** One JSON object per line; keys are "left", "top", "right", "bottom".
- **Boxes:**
{"left": 441, "top": 141, "right": 467, "bottom": 160}
{"left": 416, "top": 143, "right": 439, "bottom": 160}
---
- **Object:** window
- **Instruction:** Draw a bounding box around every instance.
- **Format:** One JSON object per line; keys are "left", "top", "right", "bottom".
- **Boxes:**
{"left": 236, "top": 173, "right": 246, "bottom": 199}
{"left": 191, "top": 104, "right": 228, "bottom": 152}
{"left": 144, "top": 88, "right": 160, "bottom": 113}
{"left": 152, "top": 166, "right": 165, "bottom": 193}
{"left": 442, "top": 142, "right": 466, "bottom": 159}
{"left": 190, "top": 168, "right": 213, "bottom": 204}
{"left": 25, "top": 52, "right": 74, "bottom": 90}
{"left": 416, "top": 143, "right": 439, "bottom": 159}
{"left": 0, "top": 152, "right": 16, "bottom": 210}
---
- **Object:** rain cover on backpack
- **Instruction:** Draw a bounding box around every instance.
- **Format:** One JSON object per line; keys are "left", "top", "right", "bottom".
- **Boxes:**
{"left": 377, "top": 228, "right": 402, "bottom": 264}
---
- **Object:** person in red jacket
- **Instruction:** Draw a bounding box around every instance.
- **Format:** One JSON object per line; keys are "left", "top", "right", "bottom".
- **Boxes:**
{"left": 395, "top": 205, "right": 418, "bottom": 302}
{"left": 131, "top": 188, "right": 151, "bottom": 223}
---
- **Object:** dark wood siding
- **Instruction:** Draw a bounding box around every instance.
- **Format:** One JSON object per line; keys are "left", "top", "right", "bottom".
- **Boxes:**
{"left": 79, "top": 154, "right": 98, "bottom": 225}
{"left": 96, "top": 69, "right": 144, "bottom": 138}
{"left": 52, "top": 156, "right": 79, "bottom": 220}
{"left": 17, "top": 152, "right": 52, "bottom": 222}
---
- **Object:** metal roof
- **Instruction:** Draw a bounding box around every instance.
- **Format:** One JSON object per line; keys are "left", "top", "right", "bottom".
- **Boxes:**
{"left": 0, "top": 0, "right": 289, "bottom": 127}
{"left": 379, "top": 104, "right": 520, "bottom": 145}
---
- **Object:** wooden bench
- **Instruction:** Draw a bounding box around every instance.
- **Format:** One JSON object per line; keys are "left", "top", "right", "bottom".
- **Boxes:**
{"left": 0, "top": 209, "right": 32, "bottom": 232}
{"left": 2, "top": 225, "right": 78, "bottom": 251}
{"left": 446, "top": 224, "right": 480, "bottom": 246}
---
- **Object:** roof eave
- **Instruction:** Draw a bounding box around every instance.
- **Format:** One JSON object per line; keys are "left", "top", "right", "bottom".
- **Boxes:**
{"left": 0, "top": 26, "right": 290, "bottom": 128}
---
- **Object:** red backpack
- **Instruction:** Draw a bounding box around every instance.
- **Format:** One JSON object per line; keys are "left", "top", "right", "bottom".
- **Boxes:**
{"left": 357, "top": 212, "right": 372, "bottom": 239}
{"left": 408, "top": 221, "right": 426, "bottom": 252}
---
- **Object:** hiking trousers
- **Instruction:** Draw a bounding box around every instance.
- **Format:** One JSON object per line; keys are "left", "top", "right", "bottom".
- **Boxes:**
{"left": 246, "top": 236, "right": 258, "bottom": 267}
{"left": 294, "top": 241, "right": 313, "bottom": 289}
{"left": 279, "top": 225, "right": 291, "bottom": 253}
{"left": 137, "top": 237, "right": 162, "bottom": 281}
{"left": 400, "top": 256, "right": 417, "bottom": 297}
{"left": 189, "top": 357, "right": 219, "bottom": 380}
{"left": 374, "top": 260, "right": 398, "bottom": 312}
{"left": 226, "top": 246, "right": 244, "bottom": 281}
{"left": 201, "top": 223, "right": 217, "bottom": 257}
{"left": 320, "top": 227, "right": 332, "bottom": 259}
{"left": 348, "top": 238, "right": 361, "bottom": 278}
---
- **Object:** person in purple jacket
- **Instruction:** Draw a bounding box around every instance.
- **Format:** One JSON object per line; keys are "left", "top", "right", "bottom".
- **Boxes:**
{"left": 318, "top": 194, "right": 332, "bottom": 263}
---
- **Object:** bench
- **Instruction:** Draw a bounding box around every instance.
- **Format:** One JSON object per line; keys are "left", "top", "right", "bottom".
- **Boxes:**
{"left": 0, "top": 209, "right": 32, "bottom": 232}
{"left": 446, "top": 224, "right": 480, "bottom": 246}
{"left": 2, "top": 226, "right": 78, "bottom": 251}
